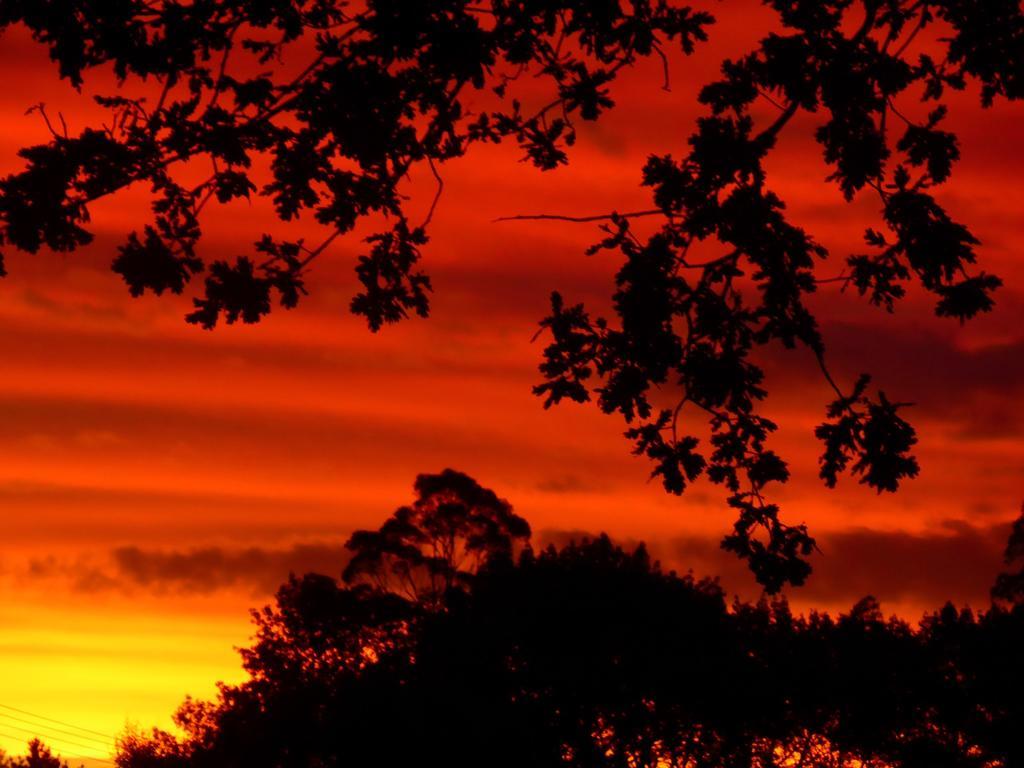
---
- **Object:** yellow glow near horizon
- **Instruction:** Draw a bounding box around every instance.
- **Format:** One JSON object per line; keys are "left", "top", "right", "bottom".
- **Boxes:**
{"left": 0, "top": 591, "right": 249, "bottom": 763}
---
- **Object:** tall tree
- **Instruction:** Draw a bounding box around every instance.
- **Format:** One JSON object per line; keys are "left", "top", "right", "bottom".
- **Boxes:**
{"left": 342, "top": 467, "right": 531, "bottom": 604}
{"left": 1, "top": 1, "right": 1021, "bottom": 588}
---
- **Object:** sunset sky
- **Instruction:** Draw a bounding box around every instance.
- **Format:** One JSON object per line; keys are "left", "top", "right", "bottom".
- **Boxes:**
{"left": 1, "top": 3, "right": 1023, "bottom": 764}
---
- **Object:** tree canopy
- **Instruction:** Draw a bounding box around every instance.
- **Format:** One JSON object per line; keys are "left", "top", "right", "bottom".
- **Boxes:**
{"left": 1, "top": 0, "right": 1022, "bottom": 589}
{"left": 115, "top": 471, "right": 1024, "bottom": 768}
{"left": 342, "top": 468, "right": 530, "bottom": 604}
{"left": 0, "top": 740, "right": 76, "bottom": 768}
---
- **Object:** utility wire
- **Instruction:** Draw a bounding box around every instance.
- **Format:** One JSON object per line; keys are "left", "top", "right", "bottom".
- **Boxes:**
{"left": 0, "top": 704, "right": 113, "bottom": 740}
{"left": 0, "top": 712, "right": 112, "bottom": 748}
{"left": 0, "top": 728, "right": 114, "bottom": 765}
{"left": 0, "top": 722, "right": 113, "bottom": 760}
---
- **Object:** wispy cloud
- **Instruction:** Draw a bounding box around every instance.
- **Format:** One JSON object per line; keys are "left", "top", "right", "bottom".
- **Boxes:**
{"left": 25, "top": 542, "right": 350, "bottom": 596}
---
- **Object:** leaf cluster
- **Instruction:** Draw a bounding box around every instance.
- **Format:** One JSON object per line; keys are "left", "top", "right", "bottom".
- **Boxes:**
{"left": 535, "top": 0, "right": 1021, "bottom": 588}
{"left": 0, "top": 0, "right": 713, "bottom": 327}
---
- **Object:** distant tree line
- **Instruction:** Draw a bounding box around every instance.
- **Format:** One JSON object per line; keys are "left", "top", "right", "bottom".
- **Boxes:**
{"left": 109, "top": 471, "right": 1024, "bottom": 768}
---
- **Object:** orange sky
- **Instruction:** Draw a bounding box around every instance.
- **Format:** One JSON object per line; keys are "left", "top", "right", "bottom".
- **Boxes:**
{"left": 1, "top": 4, "right": 1023, "bottom": 763}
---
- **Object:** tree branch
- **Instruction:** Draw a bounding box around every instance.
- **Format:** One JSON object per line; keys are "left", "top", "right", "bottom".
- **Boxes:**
{"left": 494, "top": 209, "right": 663, "bottom": 224}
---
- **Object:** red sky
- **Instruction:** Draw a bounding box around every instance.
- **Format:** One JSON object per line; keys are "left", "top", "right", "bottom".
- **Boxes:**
{"left": 0, "top": 4, "right": 1023, "bottom": 763}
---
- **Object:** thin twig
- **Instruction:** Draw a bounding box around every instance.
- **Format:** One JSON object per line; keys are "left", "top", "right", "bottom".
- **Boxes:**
{"left": 421, "top": 157, "right": 445, "bottom": 229}
{"left": 893, "top": 5, "right": 930, "bottom": 58}
{"left": 297, "top": 228, "right": 344, "bottom": 269}
{"left": 758, "top": 88, "right": 786, "bottom": 111}
{"left": 652, "top": 42, "right": 672, "bottom": 92}
{"left": 28, "top": 103, "right": 60, "bottom": 139}
{"left": 886, "top": 98, "right": 916, "bottom": 127}
{"left": 814, "top": 349, "right": 846, "bottom": 401}
{"left": 495, "top": 209, "right": 663, "bottom": 224}
{"left": 206, "top": 24, "right": 241, "bottom": 112}
{"left": 756, "top": 101, "right": 799, "bottom": 143}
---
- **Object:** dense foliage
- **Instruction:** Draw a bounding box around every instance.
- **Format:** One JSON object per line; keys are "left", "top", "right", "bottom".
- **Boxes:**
{"left": 1, "top": 1, "right": 1022, "bottom": 588}
{"left": 532, "top": 0, "right": 1023, "bottom": 589}
{"left": 0, "top": 0, "right": 711, "bottom": 329}
{"left": 114, "top": 472, "right": 1024, "bottom": 768}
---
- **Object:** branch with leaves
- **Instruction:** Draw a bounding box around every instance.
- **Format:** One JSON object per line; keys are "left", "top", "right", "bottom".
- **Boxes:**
{"left": 0, "top": 0, "right": 712, "bottom": 329}
{"left": 528, "top": 0, "right": 1021, "bottom": 590}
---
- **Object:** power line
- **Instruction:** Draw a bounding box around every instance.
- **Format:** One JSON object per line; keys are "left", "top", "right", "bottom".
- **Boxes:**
{"left": 0, "top": 704, "right": 113, "bottom": 740}
{"left": 0, "top": 704, "right": 118, "bottom": 765}
{"left": 0, "top": 722, "right": 113, "bottom": 760}
{"left": 0, "top": 729, "right": 114, "bottom": 765}
{"left": 0, "top": 712, "right": 112, "bottom": 748}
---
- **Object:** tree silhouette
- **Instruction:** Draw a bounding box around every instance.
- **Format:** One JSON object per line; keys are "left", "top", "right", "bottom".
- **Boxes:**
{"left": 1, "top": 1, "right": 1022, "bottom": 588}
{"left": 113, "top": 474, "right": 1024, "bottom": 768}
{"left": 992, "top": 505, "right": 1024, "bottom": 607}
{"left": 0, "top": 740, "right": 75, "bottom": 768}
{"left": 342, "top": 468, "right": 530, "bottom": 604}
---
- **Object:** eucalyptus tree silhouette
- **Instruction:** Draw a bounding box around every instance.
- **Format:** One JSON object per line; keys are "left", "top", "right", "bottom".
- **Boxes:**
{"left": 1, "top": 1, "right": 1022, "bottom": 589}
{"left": 342, "top": 468, "right": 530, "bottom": 605}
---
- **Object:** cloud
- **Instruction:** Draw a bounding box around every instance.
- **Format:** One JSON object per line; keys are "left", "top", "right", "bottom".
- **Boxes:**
{"left": 754, "top": 319, "right": 1024, "bottom": 440}
{"left": 27, "top": 542, "right": 351, "bottom": 596}
{"left": 109, "top": 543, "right": 351, "bottom": 594}
{"left": 667, "top": 519, "right": 1014, "bottom": 610}
{"left": 798, "top": 520, "right": 1012, "bottom": 607}
{"left": 21, "top": 517, "right": 1016, "bottom": 612}
{"left": 823, "top": 323, "right": 1024, "bottom": 404}
{"left": 534, "top": 474, "right": 610, "bottom": 494}
{"left": 541, "top": 518, "right": 1015, "bottom": 614}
